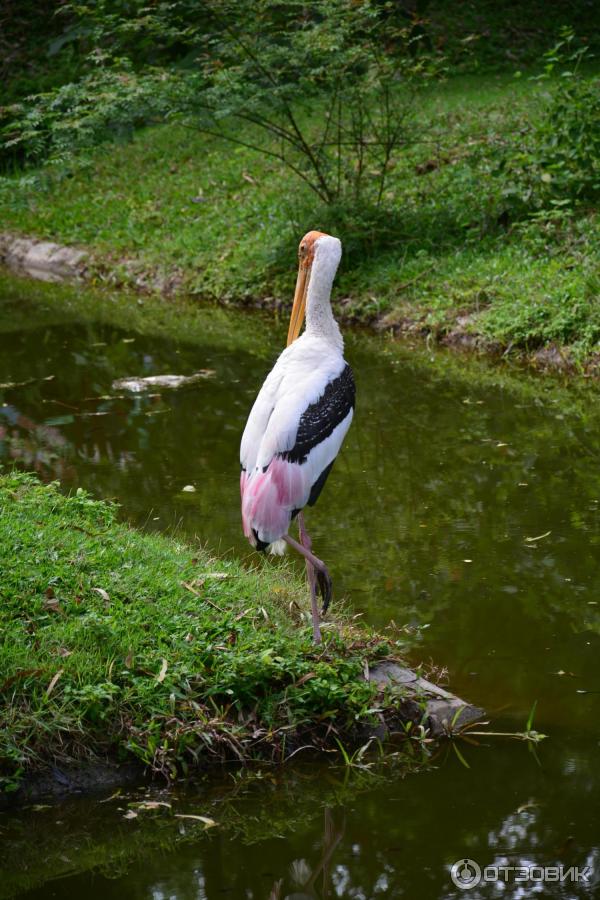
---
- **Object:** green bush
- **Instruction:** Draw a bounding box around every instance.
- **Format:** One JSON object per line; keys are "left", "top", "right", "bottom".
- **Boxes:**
{"left": 494, "top": 30, "right": 600, "bottom": 220}
{"left": 0, "top": 61, "right": 201, "bottom": 170}
{"left": 1, "top": 0, "right": 442, "bottom": 209}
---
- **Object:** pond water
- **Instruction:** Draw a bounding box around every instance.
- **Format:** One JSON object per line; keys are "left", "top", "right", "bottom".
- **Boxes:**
{"left": 1, "top": 281, "right": 600, "bottom": 898}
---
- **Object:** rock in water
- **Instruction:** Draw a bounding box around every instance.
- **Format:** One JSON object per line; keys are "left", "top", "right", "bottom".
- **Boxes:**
{"left": 112, "top": 371, "right": 215, "bottom": 393}
{"left": 367, "top": 662, "right": 485, "bottom": 738}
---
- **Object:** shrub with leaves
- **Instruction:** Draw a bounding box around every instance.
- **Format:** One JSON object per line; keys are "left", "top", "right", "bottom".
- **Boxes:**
{"left": 494, "top": 29, "right": 600, "bottom": 220}
{"left": 1, "top": 0, "right": 441, "bottom": 213}
{"left": 0, "top": 56, "right": 201, "bottom": 170}
{"left": 191, "top": 0, "right": 442, "bottom": 206}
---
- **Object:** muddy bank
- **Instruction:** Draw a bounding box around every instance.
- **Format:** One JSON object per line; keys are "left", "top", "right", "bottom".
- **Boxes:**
{"left": 0, "top": 761, "right": 145, "bottom": 811}
{"left": 0, "top": 231, "right": 593, "bottom": 377}
{"left": 1, "top": 663, "right": 483, "bottom": 810}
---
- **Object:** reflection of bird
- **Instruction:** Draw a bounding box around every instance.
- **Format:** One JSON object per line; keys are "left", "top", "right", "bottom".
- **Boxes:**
{"left": 267, "top": 808, "right": 344, "bottom": 898}
{"left": 240, "top": 231, "right": 355, "bottom": 643}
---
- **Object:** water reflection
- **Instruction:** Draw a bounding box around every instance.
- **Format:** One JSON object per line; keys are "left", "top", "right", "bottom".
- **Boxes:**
{"left": 267, "top": 809, "right": 345, "bottom": 899}
{"left": 0, "top": 404, "right": 71, "bottom": 476}
{"left": 4, "top": 734, "right": 598, "bottom": 899}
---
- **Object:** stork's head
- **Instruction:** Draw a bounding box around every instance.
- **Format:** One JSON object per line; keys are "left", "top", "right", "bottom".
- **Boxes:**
{"left": 287, "top": 230, "right": 342, "bottom": 345}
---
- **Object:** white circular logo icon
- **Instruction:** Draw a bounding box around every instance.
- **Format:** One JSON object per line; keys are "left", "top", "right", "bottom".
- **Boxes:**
{"left": 450, "top": 858, "right": 482, "bottom": 890}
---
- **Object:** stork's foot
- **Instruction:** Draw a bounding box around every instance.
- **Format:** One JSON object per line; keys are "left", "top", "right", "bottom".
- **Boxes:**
{"left": 316, "top": 566, "right": 332, "bottom": 615}
{"left": 309, "top": 575, "right": 322, "bottom": 645}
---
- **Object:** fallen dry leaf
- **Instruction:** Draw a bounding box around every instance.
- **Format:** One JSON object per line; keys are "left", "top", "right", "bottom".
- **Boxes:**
{"left": 46, "top": 669, "right": 64, "bottom": 697}
{"left": 156, "top": 658, "right": 168, "bottom": 683}
{"left": 525, "top": 531, "right": 551, "bottom": 543}
{"left": 0, "top": 375, "right": 55, "bottom": 390}
{"left": 174, "top": 814, "right": 216, "bottom": 827}
{"left": 98, "top": 789, "right": 122, "bottom": 804}
{"left": 182, "top": 580, "right": 202, "bottom": 596}
{"left": 234, "top": 608, "right": 252, "bottom": 621}
{"left": 134, "top": 800, "right": 172, "bottom": 811}
{"left": 92, "top": 587, "right": 110, "bottom": 604}
{"left": 181, "top": 581, "right": 224, "bottom": 612}
{"left": 294, "top": 672, "right": 316, "bottom": 687}
{"left": 517, "top": 800, "right": 539, "bottom": 813}
{"left": 43, "top": 596, "right": 62, "bottom": 613}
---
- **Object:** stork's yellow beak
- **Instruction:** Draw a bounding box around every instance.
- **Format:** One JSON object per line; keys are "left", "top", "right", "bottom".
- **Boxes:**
{"left": 286, "top": 230, "right": 327, "bottom": 346}
{"left": 286, "top": 261, "right": 309, "bottom": 346}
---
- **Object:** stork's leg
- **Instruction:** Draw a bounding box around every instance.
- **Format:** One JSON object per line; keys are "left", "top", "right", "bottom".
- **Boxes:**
{"left": 297, "top": 513, "right": 321, "bottom": 644}
{"left": 283, "top": 530, "right": 332, "bottom": 632}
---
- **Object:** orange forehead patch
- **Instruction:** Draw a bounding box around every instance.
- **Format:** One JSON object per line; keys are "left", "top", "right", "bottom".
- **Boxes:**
{"left": 298, "top": 230, "right": 328, "bottom": 266}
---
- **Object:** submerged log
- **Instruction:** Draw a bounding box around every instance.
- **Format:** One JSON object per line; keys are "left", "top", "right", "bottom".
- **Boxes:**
{"left": 112, "top": 372, "right": 215, "bottom": 392}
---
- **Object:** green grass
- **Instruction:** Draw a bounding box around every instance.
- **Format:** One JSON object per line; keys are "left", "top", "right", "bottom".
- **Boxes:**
{"left": 1, "top": 70, "right": 600, "bottom": 362}
{"left": 0, "top": 472, "right": 398, "bottom": 794}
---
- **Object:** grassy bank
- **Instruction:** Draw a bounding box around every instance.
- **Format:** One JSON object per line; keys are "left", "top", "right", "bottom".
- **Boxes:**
{"left": 1, "top": 70, "right": 600, "bottom": 367}
{"left": 0, "top": 472, "right": 400, "bottom": 795}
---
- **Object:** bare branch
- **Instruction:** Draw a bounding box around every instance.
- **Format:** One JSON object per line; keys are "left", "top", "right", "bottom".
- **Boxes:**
{"left": 178, "top": 122, "right": 329, "bottom": 202}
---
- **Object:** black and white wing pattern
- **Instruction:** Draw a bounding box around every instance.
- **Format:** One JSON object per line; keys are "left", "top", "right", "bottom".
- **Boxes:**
{"left": 240, "top": 338, "right": 354, "bottom": 549}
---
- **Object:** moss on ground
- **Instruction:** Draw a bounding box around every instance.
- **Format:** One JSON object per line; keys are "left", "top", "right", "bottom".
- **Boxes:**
{"left": 0, "top": 472, "right": 399, "bottom": 794}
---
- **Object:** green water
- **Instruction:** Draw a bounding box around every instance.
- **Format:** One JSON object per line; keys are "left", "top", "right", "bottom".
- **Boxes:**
{"left": 1, "top": 283, "right": 599, "bottom": 898}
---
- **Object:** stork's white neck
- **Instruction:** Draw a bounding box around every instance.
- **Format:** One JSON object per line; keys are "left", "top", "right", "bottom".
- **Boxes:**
{"left": 305, "top": 236, "right": 343, "bottom": 350}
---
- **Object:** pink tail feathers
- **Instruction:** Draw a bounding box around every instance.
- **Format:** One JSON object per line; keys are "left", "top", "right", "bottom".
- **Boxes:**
{"left": 241, "top": 459, "right": 306, "bottom": 547}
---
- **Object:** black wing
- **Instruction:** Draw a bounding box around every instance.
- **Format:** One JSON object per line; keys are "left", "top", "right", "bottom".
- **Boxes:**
{"left": 279, "top": 363, "right": 355, "bottom": 467}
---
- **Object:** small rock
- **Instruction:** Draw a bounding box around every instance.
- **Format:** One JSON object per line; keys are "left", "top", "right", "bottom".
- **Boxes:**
{"left": 368, "top": 662, "right": 485, "bottom": 738}
{"left": 0, "top": 233, "right": 87, "bottom": 283}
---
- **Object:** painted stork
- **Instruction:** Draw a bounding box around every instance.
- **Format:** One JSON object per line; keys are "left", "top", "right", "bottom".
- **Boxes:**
{"left": 240, "top": 230, "right": 355, "bottom": 643}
